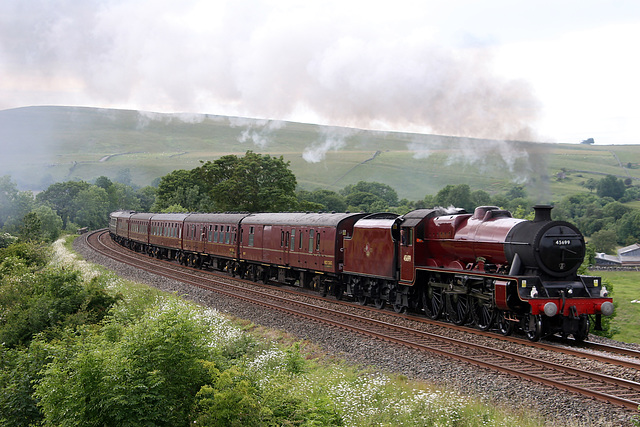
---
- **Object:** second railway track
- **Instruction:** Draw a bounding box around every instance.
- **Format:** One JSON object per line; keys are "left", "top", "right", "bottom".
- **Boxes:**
{"left": 87, "top": 229, "right": 640, "bottom": 412}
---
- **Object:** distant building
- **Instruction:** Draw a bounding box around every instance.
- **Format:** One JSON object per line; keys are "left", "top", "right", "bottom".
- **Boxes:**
{"left": 595, "top": 243, "right": 640, "bottom": 267}
{"left": 581, "top": 138, "right": 595, "bottom": 145}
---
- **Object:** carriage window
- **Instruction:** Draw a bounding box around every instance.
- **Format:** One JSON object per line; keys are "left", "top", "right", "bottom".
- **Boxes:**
{"left": 225, "top": 226, "right": 230, "bottom": 244}
{"left": 316, "top": 233, "right": 321, "bottom": 252}
{"left": 208, "top": 225, "right": 213, "bottom": 242}
{"left": 285, "top": 231, "right": 290, "bottom": 248}
{"left": 231, "top": 228, "right": 236, "bottom": 244}
{"left": 290, "top": 229, "right": 295, "bottom": 251}
{"left": 281, "top": 230, "right": 285, "bottom": 247}
{"left": 214, "top": 225, "right": 219, "bottom": 243}
{"left": 309, "top": 230, "right": 314, "bottom": 253}
{"left": 299, "top": 230, "right": 303, "bottom": 249}
{"left": 249, "top": 226, "right": 255, "bottom": 246}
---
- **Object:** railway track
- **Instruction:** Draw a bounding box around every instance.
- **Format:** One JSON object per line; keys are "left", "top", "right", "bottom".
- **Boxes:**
{"left": 87, "top": 230, "right": 640, "bottom": 411}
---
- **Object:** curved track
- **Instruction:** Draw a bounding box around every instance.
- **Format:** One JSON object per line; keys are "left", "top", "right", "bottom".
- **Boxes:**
{"left": 87, "top": 230, "right": 640, "bottom": 411}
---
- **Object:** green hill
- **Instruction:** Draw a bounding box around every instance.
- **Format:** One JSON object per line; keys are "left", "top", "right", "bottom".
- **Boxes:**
{"left": 1, "top": 106, "right": 639, "bottom": 202}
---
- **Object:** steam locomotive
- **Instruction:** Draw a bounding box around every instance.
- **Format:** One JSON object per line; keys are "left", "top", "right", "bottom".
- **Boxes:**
{"left": 109, "top": 205, "right": 613, "bottom": 342}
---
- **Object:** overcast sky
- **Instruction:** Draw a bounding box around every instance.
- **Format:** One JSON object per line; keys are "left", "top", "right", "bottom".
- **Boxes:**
{"left": 1, "top": 0, "right": 639, "bottom": 144}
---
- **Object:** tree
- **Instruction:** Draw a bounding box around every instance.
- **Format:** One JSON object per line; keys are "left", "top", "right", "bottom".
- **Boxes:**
{"left": 596, "top": 175, "right": 626, "bottom": 200}
{"left": 198, "top": 151, "right": 297, "bottom": 212}
{"left": 590, "top": 229, "right": 618, "bottom": 254}
{"left": 73, "top": 186, "right": 110, "bottom": 229}
{"left": 31, "top": 206, "right": 64, "bottom": 242}
{"left": 297, "top": 189, "right": 347, "bottom": 212}
{"left": 584, "top": 178, "right": 598, "bottom": 193}
{"left": 506, "top": 185, "right": 527, "bottom": 199}
{"left": 602, "top": 201, "right": 630, "bottom": 221}
{"left": 19, "top": 212, "right": 42, "bottom": 242}
{"left": 154, "top": 169, "right": 211, "bottom": 212}
{"left": 36, "top": 181, "right": 90, "bottom": 228}
{"left": 341, "top": 181, "right": 398, "bottom": 206}
{"left": 136, "top": 186, "right": 157, "bottom": 211}
{"left": 0, "top": 176, "right": 35, "bottom": 232}
{"left": 617, "top": 211, "right": 640, "bottom": 245}
{"left": 345, "top": 191, "right": 387, "bottom": 212}
{"left": 620, "top": 186, "right": 640, "bottom": 203}
{"left": 471, "top": 190, "right": 492, "bottom": 207}
{"left": 111, "top": 182, "right": 141, "bottom": 211}
{"left": 435, "top": 184, "right": 473, "bottom": 211}
{"left": 94, "top": 176, "right": 113, "bottom": 190}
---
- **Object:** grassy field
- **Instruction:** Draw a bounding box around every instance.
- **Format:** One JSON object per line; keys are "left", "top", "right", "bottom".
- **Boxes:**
{"left": 2, "top": 106, "right": 640, "bottom": 203}
{"left": 599, "top": 270, "right": 640, "bottom": 344}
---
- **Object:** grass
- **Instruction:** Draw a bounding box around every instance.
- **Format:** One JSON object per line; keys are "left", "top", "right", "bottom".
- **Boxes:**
{"left": 599, "top": 270, "right": 640, "bottom": 344}
{"left": 3, "top": 106, "right": 640, "bottom": 204}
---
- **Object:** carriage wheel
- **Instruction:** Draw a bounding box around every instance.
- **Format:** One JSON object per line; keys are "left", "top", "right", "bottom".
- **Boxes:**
{"left": 248, "top": 265, "right": 258, "bottom": 282}
{"left": 422, "top": 286, "right": 444, "bottom": 320}
{"left": 523, "top": 313, "right": 543, "bottom": 342}
{"left": 496, "top": 311, "right": 514, "bottom": 336}
{"left": 357, "top": 295, "right": 369, "bottom": 306}
{"left": 319, "top": 280, "right": 328, "bottom": 298}
{"left": 471, "top": 298, "right": 496, "bottom": 331}
{"left": 374, "top": 298, "right": 385, "bottom": 309}
{"left": 258, "top": 267, "right": 268, "bottom": 284}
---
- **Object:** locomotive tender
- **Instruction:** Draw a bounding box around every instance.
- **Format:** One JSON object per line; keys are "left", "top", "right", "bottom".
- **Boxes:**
{"left": 109, "top": 205, "right": 613, "bottom": 341}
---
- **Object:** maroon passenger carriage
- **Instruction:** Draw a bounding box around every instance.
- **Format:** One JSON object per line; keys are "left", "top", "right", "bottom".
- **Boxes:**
{"left": 237, "top": 212, "right": 367, "bottom": 289}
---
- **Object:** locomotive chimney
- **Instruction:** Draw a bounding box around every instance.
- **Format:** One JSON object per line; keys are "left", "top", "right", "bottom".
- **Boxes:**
{"left": 533, "top": 205, "right": 553, "bottom": 222}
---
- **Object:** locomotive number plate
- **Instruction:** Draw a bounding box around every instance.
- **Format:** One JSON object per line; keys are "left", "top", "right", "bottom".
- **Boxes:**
{"left": 555, "top": 239, "right": 571, "bottom": 246}
{"left": 403, "top": 255, "right": 412, "bottom": 262}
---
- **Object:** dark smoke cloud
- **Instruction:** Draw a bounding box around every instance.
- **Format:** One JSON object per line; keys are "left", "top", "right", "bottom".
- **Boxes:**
{"left": 0, "top": 0, "right": 541, "bottom": 142}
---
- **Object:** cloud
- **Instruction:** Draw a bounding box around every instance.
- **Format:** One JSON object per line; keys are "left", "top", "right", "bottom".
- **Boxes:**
{"left": 0, "top": 0, "right": 541, "bottom": 141}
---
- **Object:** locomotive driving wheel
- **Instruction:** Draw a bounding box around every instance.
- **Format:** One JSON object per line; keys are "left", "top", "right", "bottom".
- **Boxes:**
{"left": 471, "top": 297, "right": 495, "bottom": 331}
{"left": 422, "top": 285, "right": 444, "bottom": 320}
{"left": 446, "top": 293, "right": 469, "bottom": 326}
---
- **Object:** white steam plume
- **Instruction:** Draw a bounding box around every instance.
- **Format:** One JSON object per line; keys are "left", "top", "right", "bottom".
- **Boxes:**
{"left": 0, "top": 1, "right": 541, "bottom": 142}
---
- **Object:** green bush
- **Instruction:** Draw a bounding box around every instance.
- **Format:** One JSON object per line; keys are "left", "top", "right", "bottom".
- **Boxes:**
{"left": 0, "top": 341, "right": 50, "bottom": 426}
{"left": 0, "top": 241, "right": 49, "bottom": 270}
{"left": 36, "top": 300, "right": 218, "bottom": 426}
{"left": 0, "top": 267, "right": 118, "bottom": 348}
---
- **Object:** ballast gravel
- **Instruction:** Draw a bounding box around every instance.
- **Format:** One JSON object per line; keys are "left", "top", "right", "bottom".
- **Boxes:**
{"left": 75, "top": 237, "right": 639, "bottom": 426}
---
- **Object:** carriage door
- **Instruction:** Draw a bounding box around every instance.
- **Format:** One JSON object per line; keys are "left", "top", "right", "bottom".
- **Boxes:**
{"left": 281, "top": 227, "right": 291, "bottom": 266}
{"left": 196, "top": 224, "right": 205, "bottom": 253}
{"left": 400, "top": 226, "right": 415, "bottom": 283}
